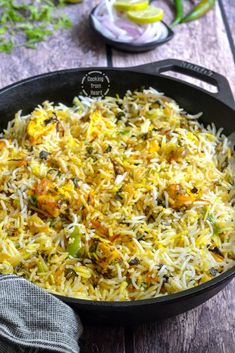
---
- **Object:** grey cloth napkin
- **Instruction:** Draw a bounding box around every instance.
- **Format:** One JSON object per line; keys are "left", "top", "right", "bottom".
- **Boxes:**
{"left": 0, "top": 275, "right": 83, "bottom": 353}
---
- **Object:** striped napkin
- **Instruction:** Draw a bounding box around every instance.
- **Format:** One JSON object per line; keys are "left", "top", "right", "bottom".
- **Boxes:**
{"left": 0, "top": 275, "right": 83, "bottom": 353}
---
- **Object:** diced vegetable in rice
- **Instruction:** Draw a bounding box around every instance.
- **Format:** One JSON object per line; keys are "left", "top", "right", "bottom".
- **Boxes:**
{"left": 0, "top": 89, "right": 234, "bottom": 301}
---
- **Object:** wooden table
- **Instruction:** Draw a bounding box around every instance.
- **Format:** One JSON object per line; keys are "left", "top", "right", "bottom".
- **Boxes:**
{"left": 0, "top": 1, "right": 234, "bottom": 352}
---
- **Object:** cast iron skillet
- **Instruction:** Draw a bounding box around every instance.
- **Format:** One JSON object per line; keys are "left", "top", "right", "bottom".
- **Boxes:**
{"left": 0, "top": 59, "right": 234, "bottom": 325}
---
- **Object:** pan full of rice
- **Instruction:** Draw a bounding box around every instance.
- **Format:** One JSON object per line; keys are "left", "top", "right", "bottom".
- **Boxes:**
{"left": 0, "top": 87, "right": 234, "bottom": 303}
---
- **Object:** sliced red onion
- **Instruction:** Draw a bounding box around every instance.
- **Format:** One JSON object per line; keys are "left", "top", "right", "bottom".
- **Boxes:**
{"left": 92, "top": 16, "right": 116, "bottom": 40}
{"left": 92, "top": 0, "right": 169, "bottom": 45}
{"left": 135, "top": 22, "right": 168, "bottom": 43}
{"left": 105, "top": 0, "right": 116, "bottom": 21}
{"left": 115, "top": 19, "right": 143, "bottom": 38}
{"left": 104, "top": 18, "right": 128, "bottom": 36}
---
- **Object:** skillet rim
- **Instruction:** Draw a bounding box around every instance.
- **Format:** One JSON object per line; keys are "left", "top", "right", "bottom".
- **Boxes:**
{"left": 0, "top": 66, "right": 234, "bottom": 307}
{"left": 0, "top": 66, "right": 234, "bottom": 109}
{"left": 56, "top": 265, "right": 235, "bottom": 307}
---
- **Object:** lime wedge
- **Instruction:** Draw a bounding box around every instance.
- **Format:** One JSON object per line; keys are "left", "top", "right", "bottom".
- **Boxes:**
{"left": 114, "top": 0, "right": 149, "bottom": 12}
{"left": 127, "top": 6, "right": 164, "bottom": 24}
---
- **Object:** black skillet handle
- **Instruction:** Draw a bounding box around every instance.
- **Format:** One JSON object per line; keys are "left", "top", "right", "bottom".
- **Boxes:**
{"left": 131, "top": 59, "right": 235, "bottom": 109}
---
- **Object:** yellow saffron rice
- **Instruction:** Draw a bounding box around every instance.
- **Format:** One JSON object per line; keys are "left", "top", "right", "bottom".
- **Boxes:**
{"left": 0, "top": 88, "right": 234, "bottom": 301}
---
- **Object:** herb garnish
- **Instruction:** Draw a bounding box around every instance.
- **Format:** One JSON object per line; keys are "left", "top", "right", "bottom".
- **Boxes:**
{"left": 0, "top": 0, "right": 76, "bottom": 53}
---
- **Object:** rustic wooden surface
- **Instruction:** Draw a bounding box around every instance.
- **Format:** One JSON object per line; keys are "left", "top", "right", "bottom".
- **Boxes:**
{"left": 221, "top": 0, "right": 235, "bottom": 58}
{"left": 0, "top": 1, "right": 234, "bottom": 353}
{"left": 80, "top": 326, "right": 125, "bottom": 353}
{"left": 133, "top": 285, "right": 235, "bottom": 353}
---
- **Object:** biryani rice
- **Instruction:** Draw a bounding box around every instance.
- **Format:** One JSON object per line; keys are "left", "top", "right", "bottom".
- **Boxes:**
{"left": 0, "top": 88, "right": 234, "bottom": 301}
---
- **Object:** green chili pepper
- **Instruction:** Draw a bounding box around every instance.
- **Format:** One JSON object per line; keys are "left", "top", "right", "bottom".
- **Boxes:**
{"left": 68, "top": 226, "right": 82, "bottom": 258}
{"left": 181, "top": 0, "right": 216, "bottom": 23}
{"left": 38, "top": 255, "right": 48, "bottom": 273}
{"left": 171, "top": 0, "right": 184, "bottom": 27}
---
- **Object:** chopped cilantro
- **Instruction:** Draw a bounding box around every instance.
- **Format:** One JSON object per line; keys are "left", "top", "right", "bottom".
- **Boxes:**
{"left": 206, "top": 213, "right": 220, "bottom": 235}
{"left": 207, "top": 213, "right": 215, "bottom": 224}
{"left": 0, "top": 0, "right": 80, "bottom": 53}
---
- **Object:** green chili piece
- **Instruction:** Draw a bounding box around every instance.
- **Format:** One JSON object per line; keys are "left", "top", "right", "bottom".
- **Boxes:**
{"left": 38, "top": 255, "right": 48, "bottom": 273}
{"left": 206, "top": 213, "right": 220, "bottom": 234}
{"left": 68, "top": 226, "right": 82, "bottom": 257}
{"left": 181, "top": 0, "right": 216, "bottom": 23}
{"left": 171, "top": 0, "right": 184, "bottom": 27}
{"left": 119, "top": 129, "right": 130, "bottom": 136}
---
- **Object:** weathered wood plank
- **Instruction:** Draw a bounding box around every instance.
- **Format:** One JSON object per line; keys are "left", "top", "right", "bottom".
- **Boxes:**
{"left": 221, "top": 0, "right": 235, "bottom": 47}
{"left": 133, "top": 280, "right": 235, "bottom": 353}
{"left": 80, "top": 326, "right": 125, "bottom": 353}
{"left": 0, "top": 0, "right": 106, "bottom": 90}
{"left": 112, "top": 1, "right": 235, "bottom": 96}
